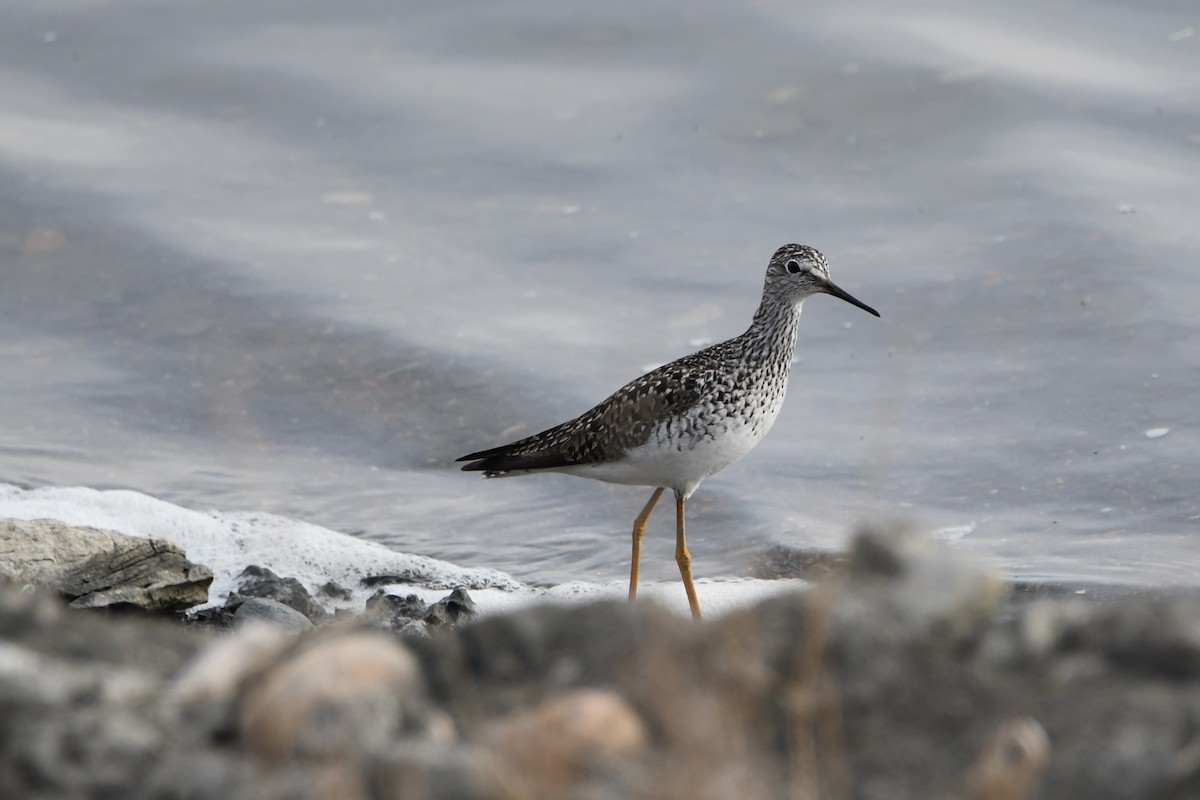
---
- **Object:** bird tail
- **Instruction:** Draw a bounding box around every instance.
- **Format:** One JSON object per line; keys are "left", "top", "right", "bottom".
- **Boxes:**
{"left": 457, "top": 446, "right": 575, "bottom": 475}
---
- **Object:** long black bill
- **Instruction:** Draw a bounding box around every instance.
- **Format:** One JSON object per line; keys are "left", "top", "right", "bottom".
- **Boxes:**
{"left": 822, "top": 279, "right": 880, "bottom": 317}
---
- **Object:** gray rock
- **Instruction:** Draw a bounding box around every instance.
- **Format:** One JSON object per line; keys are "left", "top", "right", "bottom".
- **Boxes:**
{"left": 1089, "top": 594, "right": 1200, "bottom": 677}
{"left": 891, "top": 547, "right": 1007, "bottom": 641}
{"left": 189, "top": 566, "right": 326, "bottom": 629}
{"left": 847, "top": 518, "right": 936, "bottom": 579}
{"left": 423, "top": 587, "right": 476, "bottom": 629}
{"left": 835, "top": 523, "right": 1007, "bottom": 647}
{"left": 748, "top": 543, "right": 848, "bottom": 581}
{"left": 364, "top": 588, "right": 478, "bottom": 633}
{"left": 6, "top": 527, "right": 1200, "bottom": 800}
{"left": 364, "top": 590, "right": 428, "bottom": 631}
{"left": 232, "top": 565, "right": 325, "bottom": 621}
{"left": 0, "top": 518, "right": 212, "bottom": 612}
{"left": 0, "top": 584, "right": 209, "bottom": 799}
{"left": 233, "top": 597, "right": 315, "bottom": 632}
{"left": 318, "top": 580, "right": 353, "bottom": 601}
{"left": 1015, "top": 599, "right": 1095, "bottom": 661}
{"left": 0, "top": 638, "right": 162, "bottom": 795}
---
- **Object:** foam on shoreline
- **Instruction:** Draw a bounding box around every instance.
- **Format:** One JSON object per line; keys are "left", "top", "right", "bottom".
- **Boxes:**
{"left": 0, "top": 483, "right": 806, "bottom": 618}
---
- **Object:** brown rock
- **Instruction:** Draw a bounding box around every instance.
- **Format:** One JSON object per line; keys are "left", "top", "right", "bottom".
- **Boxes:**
{"left": 966, "top": 718, "right": 1051, "bottom": 800}
{"left": 239, "top": 632, "right": 448, "bottom": 763}
{"left": 484, "top": 689, "right": 648, "bottom": 797}
{"left": 170, "top": 623, "right": 297, "bottom": 731}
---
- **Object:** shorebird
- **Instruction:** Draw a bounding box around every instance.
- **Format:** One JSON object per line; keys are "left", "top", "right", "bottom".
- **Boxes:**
{"left": 458, "top": 244, "right": 879, "bottom": 620}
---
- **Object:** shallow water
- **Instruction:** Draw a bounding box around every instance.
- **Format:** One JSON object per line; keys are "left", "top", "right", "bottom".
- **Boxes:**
{"left": 1, "top": 0, "right": 1197, "bottom": 588}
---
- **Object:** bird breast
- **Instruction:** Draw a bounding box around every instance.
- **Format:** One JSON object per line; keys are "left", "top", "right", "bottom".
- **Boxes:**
{"left": 596, "top": 369, "right": 790, "bottom": 492}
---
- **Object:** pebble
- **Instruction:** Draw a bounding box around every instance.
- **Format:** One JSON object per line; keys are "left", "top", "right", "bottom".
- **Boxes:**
{"left": 239, "top": 632, "right": 446, "bottom": 762}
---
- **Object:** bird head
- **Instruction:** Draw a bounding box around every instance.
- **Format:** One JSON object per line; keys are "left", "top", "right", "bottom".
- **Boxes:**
{"left": 765, "top": 243, "right": 880, "bottom": 317}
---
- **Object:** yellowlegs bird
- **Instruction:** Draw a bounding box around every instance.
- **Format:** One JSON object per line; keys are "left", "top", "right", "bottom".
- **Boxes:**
{"left": 458, "top": 244, "right": 879, "bottom": 620}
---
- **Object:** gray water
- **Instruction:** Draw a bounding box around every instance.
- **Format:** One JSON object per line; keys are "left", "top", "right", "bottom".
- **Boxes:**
{"left": 1, "top": 0, "right": 1197, "bottom": 588}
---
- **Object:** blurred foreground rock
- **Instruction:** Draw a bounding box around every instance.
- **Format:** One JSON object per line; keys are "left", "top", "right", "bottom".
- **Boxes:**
{"left": 4, "top": 523, "right": 1200, "bottom": 799}
{"left": 0, "top": 518, "right": 212, "bottom": 612}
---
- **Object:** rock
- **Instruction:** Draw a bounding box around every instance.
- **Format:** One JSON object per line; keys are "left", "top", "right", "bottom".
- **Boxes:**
{"left": 0, "top": 582, "right": 207, "bottom": 673}
{"left": 749, "top": 543, "right": 848, "bottom": 581}
{"left": 239, "top": 632, "right": 452, "bottom": 763}
{"left": 1014, "top": 599, "right": 1094, "bottom": 661}
{"left": 1037, "top": 684, "right": 1200, "bottom": 800}
{"left": 847, "top": 518, "right": 935, "bottom": 579}
{"left": 8, "top": 527, "right": 1200, "bottom": 800}
{"left": 1088, "top": 594, "right": 1200, "bottom": 677}
{"left": 234, "top": 597, "right": 315, "bottom": 632}
{"left": 171, "top": 624, "right": 296, "bottom": 720}
{"left": 964, "top": 718, "right": 1050, "bottom": 800}
{"left": 484, "top": 689, "right": 648, "bottom": 796}
{"left": 840, "top": 522, "right": 1007, "bottom": 641}
{"left": 231, "top": 565, "right": 325, "bottom": 621}
{"left": 364, "top": 590, "right": 428, "bottom": 632}
{"left": 319, "top": 581, "right": 353, "bottom": 601}
{"left": 0, "top": 583, "right": 208, "bottom": 799}
{"left": 0, "top": 518, "right": 212, "bottom": 612}
{"left": 423, "top": 587, "right": 476, "bottom": 629}
{"left": 891, "top": 547, "right": 1007, "bottom": 641}
{"left": 365, "top": 743, "right": 499, "bottom": 800}
{"left": 184, "top": 604, "right": 239, "bottom": 628}
{"left": 168, "top": 623, "right": 302, "bottom": 744}
{"left": 189, "top": 566, "right": 326, "bottom": 629}
{"left": 364, "top": 588, "right": 478, "bottom": 634}
{"left": 0, "top": 640, "right": 164, "bottom": 796}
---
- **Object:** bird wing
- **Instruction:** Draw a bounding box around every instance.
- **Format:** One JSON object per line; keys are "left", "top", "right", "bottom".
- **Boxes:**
{"left": 457, "top": 355, "right": 716, "bottom": 474}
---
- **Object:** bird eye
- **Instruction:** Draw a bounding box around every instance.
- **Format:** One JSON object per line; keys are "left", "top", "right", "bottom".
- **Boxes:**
{"left": 785, "top": 259, "right": 802, "bottom": 274}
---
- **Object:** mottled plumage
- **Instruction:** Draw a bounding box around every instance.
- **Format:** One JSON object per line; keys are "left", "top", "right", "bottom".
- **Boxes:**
{"left": 459, "top": 244, "right": 879, "bottom": 619}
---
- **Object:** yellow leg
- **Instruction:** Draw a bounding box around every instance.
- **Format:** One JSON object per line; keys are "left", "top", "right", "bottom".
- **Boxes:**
{"left": 629, "top": 487, "right": 665, "bottom": 601}
{"left": 674, "top": 492, "right": 702, "bottom": 621}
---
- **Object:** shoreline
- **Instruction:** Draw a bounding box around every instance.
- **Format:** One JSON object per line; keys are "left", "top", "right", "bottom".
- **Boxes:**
{"left": 3, "top": 520, "right": 1198, "bottom": 799}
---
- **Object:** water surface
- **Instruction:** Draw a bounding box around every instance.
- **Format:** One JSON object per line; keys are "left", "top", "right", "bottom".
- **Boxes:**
{"left": 0, "top": 0, "right": 1197, "bottom": 587}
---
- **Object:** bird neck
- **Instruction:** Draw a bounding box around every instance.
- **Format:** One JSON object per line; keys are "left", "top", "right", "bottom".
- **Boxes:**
{"left": 744, "top": 294, "right": 803, "bottom": 366}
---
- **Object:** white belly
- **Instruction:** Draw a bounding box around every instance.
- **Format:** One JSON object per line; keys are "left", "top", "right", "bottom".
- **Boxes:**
{"left": 568, "top": 400, "right": 782, "bottom": 497}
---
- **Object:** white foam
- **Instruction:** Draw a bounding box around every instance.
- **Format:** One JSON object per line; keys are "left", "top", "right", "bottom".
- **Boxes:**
{"left": 0, "top": 483, "right": 524, "bottom": 612}
{"left": 0, "top": 483, "right": 806, "bottom": 619}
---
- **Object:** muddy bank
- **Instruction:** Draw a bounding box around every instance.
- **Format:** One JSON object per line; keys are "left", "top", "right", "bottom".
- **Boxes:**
{"left": 3, "top": 524, "right": 1199, "bottom": 799}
